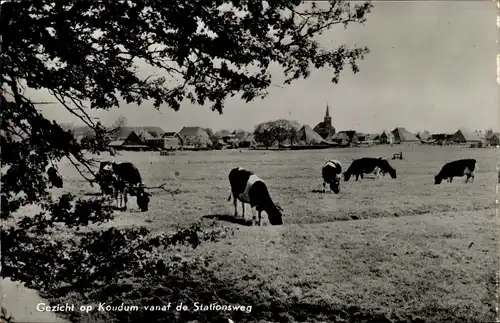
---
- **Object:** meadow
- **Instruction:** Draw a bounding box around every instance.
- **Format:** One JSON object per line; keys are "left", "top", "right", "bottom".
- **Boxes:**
{"left": 48, "top": 146, "right": 499, "bottom": 322}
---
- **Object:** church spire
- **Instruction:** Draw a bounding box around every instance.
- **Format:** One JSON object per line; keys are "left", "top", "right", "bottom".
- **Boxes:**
{"left": 325, "top": 104, "right": 330, "bottom": 117}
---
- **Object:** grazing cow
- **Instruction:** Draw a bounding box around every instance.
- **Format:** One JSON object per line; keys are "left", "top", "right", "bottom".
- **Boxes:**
{"left": 47, "top": 166, "right": 63, "bottom": 188}
{"left": 434, "top": 159, "right": 476, "bottom": 184}
{"left": 227, "top": 167, "right": 284, "bottom": 226}
{"left": 96, "top": 161, "right": 148, "bottom": 211}
{"left": 321, "top": 160, "right": 342, "bottom": 194}
{"left": 344, "top": 157, "right": 397, "bottom": 182}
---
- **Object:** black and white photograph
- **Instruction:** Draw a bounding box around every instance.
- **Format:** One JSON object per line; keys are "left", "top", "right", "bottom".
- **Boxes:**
{"left": 1, "top": 0, "right": 498, "bottom": 322}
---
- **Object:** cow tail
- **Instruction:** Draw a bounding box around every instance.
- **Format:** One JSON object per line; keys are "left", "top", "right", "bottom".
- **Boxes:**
{"left": 227, "top": 192, "right": 232, "bottom": 202}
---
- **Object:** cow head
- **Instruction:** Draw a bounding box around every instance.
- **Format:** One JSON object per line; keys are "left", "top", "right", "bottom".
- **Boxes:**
{"left": 136, "top": 185, "right": 151, "bottom": 212}
{"left": 434, "top": 175, "right": 442, "bottom": 185}
{"left": 329, "top": 175, "right": 341, "bottom": 194}
{"left": 343, "top": 171, "right": 351, "bottom": 182}
{"left": 387, "top": 167, "right": 397, "bottom": 179}
{"left": 380, "top": 160, "right": 397, "bottom": 179}
{"left": 268, "top": 204, "right": 284, "bottom": 225}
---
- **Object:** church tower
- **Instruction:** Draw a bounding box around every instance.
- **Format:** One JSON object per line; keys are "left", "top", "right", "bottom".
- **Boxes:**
{"left": 324, "top": 104, "right": 332, "bottom": 140}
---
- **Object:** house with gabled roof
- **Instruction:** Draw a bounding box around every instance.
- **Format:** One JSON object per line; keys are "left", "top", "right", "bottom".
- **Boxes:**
{"left": 375, "top": 130, "right": 394, "bottom": 144}
{"left": 295, "top": 125, "right": 326, "bottom": 145}
{"left": 485, "top": 132, "right": 500, "bottom": 146}
{"left": 113, "top": 126, "right": 165, "bottom": 140}
{"left": 448, "top": 128, "right": 482, "bottom": 143}
{"left": 392, "top": 127, "right": 420, "bottom": 143}
{"left": 108, "top": 131, "right": 150, "bottom": 151}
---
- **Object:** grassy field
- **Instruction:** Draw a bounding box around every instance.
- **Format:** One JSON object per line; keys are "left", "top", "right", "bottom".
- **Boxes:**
{"left": 49, "top": 145, "right": 499, "bottom": 322}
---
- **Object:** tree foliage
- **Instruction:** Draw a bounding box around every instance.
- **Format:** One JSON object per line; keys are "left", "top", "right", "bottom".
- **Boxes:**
{"left": 2, "top": 0, "right": 371, "bottom": 116}
{"left": 272, "top": 119, "right": 301, "bottom": 147}
{"left": 253, "top": 119, "right": 301, "bottom": 148}
{"left": 0, "top": 0, "right": 371, "bottom": 321}
{"left": 253, "top": 121, "right": 276, "bottom": 148}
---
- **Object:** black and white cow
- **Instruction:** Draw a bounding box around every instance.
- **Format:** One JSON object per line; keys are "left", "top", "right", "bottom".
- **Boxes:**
{"left": 434, "top": 159, "right": 476, "bottom": 184}
{"left": 321, "top": 160, "right": 342, "bottom": 194}
{"left": 344, "top": 157, "right": 397, "bottom": 182}
{"left": 97, "top": 161, "right": 148, "bottom": 211}
{"left": 227, "top": 167, "right": 284, "bottom": 226}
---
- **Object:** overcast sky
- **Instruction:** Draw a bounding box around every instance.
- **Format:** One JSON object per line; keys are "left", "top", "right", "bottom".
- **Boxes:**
{"left": 30, "top": 1, "right": 499, "bottom": 134}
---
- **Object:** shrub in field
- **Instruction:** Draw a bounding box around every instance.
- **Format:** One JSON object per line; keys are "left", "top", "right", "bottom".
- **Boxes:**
{"left": 1, "top": 0, "right": 371, "bottom": 321}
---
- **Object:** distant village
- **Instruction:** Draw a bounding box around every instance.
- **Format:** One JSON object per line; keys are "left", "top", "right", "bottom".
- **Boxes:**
{"left": 67, "top": 105, "right": 500, "bottom": 152}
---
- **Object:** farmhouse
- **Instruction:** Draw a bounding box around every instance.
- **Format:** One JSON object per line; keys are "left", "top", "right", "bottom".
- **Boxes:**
{"left": 429, "top": 133, "right": 451, "bottom": 145}
{"left": 355, "top": 133, "right": 376, "bottom": 146}
{"left": 178, "top": 126, "right": 213, "bottom": 149}
{"left": 145, "top": 132, "right": 183, "bottom": 150}
{"left": 376, "top": 131, "right": 395, "bottom": 144}
{"left": 332, "top": 130, "right": 357, "bottom": 145}
{"left": 113, "top": 126, "right": 165, "bottom": 140}
{"left": 485, "top": 132, "right": 500, "bottom": 146}
{"left": 295, "top": 125, "right": 326, "bottom": 145}
{"left": 108, "top": 131, "right": 150, "bottom": 151}
{"left": 448, "top": 128, "right": 483, "bottom": 145}
{"left": 313, "top": 104, "right": 336, "bottom": 140}
{"left": 417, "top": 131, "right": 431, "bottom": 141}
{"left": 392, "top": 127, "right": 420, "bottom": 144}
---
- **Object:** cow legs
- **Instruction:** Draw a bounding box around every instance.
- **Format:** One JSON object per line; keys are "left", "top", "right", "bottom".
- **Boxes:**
{"left": 123, "top": 190, "right": 128, "bottom": 210}
{"left": 117, "top": 191, "right": 124, "bottom": 210}
{"left": 233, "top": 197, "right": 238, "bottom": 217}
{"left": 249, "top": 207, "right": 262, "bottom": 226}
{"left": 115, "top": 190, "right": 120, "bottom": 209}
{"left": 114, "top": 189, "right": 127, "bottom": 210}
{"left": 322, "top": 182, "right": 327, "bottom": 193}
{"left": 355, "top": 174, "right": 359, "bottom": 181}
{"left": 241, "top": 202, "right": 245, "bottom": 218}
{"left": 449, "top": 177, "right": 453, "bottom": 183}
